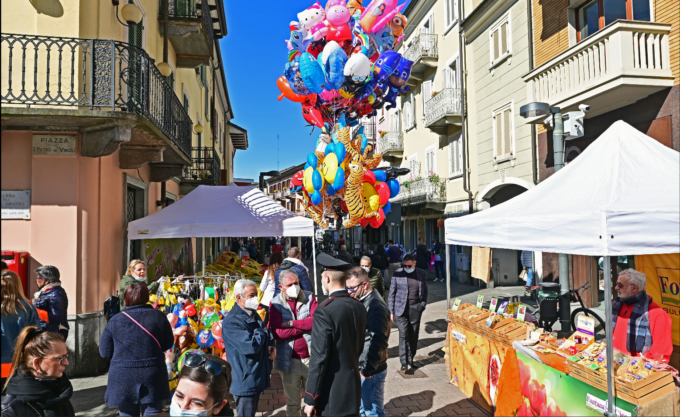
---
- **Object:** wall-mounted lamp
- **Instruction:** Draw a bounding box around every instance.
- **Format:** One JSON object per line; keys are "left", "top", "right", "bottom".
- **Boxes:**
{"left": 157, "top": 61, "right": 172, "bottom": 77}
{"left": 112, "top": 0, "right": 143, "bottom": 26}
{"left": 194, "top": 123, "right": 204, "bottom": 134}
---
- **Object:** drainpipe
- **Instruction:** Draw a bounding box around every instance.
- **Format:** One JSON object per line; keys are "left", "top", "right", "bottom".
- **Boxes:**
{"left": 163, "top": 0, "right": 169, "bottom": 65}
{"left": 526, "top": 0, "right": 538, "bottom": 185}
{"left": 458, "top": 0, "right": 473, "bottom": 213}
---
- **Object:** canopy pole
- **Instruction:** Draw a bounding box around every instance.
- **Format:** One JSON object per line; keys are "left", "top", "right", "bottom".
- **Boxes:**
{"left": 312, "top": 233, "right": 318, "bottom": 296}
{"left": 446, "top": 244, "right": 451, "bottom": 310}
{"left": 603, "top": 256, "right": 615, "bottom": 416}
{"left": 126, "top": 237, "right": 131, "bottom": 266}
{"left": 201, "top": 238, "right": 206, "bottom": 300}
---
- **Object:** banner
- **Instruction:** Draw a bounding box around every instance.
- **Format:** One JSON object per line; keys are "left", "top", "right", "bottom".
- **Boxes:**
{"left": 635, "top": 254, "right": 679, "bottom": 345}
{"left": 142, "top": 238, "right": 193, "bottom": 282}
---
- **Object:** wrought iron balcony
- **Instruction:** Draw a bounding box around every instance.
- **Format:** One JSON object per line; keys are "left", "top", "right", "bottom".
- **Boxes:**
{"left": 424, "top": 88, "right": 462, "bottom": 134}
{"left": 183, "top": 146, "right": 220, "bottom": 181}
{"left": 522, "top": 21, "right": 673, "bottom": 121}
{"left": 377, "top": 131, "right": 403, "bottom": 160}
{"left": 403, "top": 33, "right": 438, "bottom": 85}
{"left": 360, "top": 119, "right": 375, "bottom": 140}
{"left": 390, "top": 178, "right": 446, "bottom": 206}
{"left": 159, "top": 0, "right": 214, "bottom": 67}
{"left": 1, "top": 33, "right": 192, "bottom": 175}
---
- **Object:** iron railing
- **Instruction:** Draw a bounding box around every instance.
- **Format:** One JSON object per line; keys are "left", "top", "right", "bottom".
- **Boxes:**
{"left": 361, "top": 119, "right": 375, "bottom": 140}
{"left": 377, "top": 131, "right": 403, "bottom": 153}
{"left": 162, "top": 0, "right": 214, "bottom": 51}
{"left": 424, "top": 88, "right": 462, "bottom": 127}
{"left": 403, "top": 33, "right": 438, "bottom": 63}
{"left": 390, "top": 178, "right": 446, "bottom": 205}
{"left": 184, "top": 146, "right": 220, "bottom": 184}
{"left": 199, "top": 1, "right": 214, "bottom": 50}
{"left": 0, "top": 33, "right": 192, "bottom": 158}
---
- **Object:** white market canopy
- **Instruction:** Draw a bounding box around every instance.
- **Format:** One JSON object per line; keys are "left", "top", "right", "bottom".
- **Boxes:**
{"left": 128, "top": 185, "right": 314, "bottom": 240}
{"left": 445, "top": 121, "right": 680, "bottom": 256}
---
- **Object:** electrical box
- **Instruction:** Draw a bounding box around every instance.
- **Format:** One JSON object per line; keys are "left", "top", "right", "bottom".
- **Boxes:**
{"left": 564, "top": 111, "right": 585, "bottom": 140}
{"left": 2, "top": 250, "right": 29, "bottom": 296}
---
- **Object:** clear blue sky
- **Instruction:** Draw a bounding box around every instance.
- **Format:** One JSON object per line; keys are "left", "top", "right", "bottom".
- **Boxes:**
{"left": 220, "top": 0, "right": 409, "bottom": 181}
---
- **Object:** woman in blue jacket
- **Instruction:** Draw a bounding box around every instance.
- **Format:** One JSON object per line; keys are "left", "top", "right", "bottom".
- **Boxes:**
{"left": 33, "top": 265, "right": 69, "bottom": 340}
{"left": 100, "top": 281, "right": 174, "bottom": 417}
{"left": 1, "top": 270, "right": 40, "bottom": 390}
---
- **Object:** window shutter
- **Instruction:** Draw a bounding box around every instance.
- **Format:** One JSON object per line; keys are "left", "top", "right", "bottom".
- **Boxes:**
{"left": 503, "top": 108, "right": 512, "bottom": 155}
{"left": 412, "top": 95, "right": 417, "bottom": 126}
{"left": 422, "top": 81, "right": 432, "bottom": 114}
{"left": 494, "top": 113, "right": 502, "bottom": 158}
{"left": 453, "top": 0, "right": 459, "bottom": 21}
{"left": 492, "top": 29, "right": 499, "bottom": 61}
{"left": 501, "top": 22, "right": 509, "bottom": 55}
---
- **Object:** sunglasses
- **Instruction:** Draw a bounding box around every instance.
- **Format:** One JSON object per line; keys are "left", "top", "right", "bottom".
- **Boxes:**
{"left": 184, "top": 353, "right": 227, "bottom": 377}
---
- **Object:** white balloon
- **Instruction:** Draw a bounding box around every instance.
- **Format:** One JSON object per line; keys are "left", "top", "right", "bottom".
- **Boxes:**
{"left": 321, "top": 41, "right": 341, "bottom": 67}
{"left": 344, "top": 53, "right": 371, "bottom": 78}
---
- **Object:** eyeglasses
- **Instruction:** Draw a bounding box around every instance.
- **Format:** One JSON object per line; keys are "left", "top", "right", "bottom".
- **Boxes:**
{"left": 47, "top": 354, "right": 69, "bottom": 365}
{"left": 184, "top": 353, "right": 227, "bottom": 377}
{"left": 346, "top": 283, "right": 361, "bottom": 294}
{"left": 615, "top": 282, "right": 633, "bottom": 289}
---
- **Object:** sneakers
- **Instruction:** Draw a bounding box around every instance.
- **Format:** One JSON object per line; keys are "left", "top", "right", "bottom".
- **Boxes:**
{"left": 401, "top": 365, "right": 408, "bottom": 371}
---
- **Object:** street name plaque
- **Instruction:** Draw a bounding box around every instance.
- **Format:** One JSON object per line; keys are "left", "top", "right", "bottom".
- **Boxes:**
{"left": 1, "top": 190, "right": 31, "bottom": 219}
{"left": 32, "top": 134, "right": 76, "bottom": 156}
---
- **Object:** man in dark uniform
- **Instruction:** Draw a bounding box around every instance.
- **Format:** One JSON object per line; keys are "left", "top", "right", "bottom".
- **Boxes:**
{"left": 303, "top": 270, "right": 368, "bottom": 417}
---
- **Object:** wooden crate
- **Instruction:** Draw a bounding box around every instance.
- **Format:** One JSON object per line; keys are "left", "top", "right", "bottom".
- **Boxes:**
{"left": 585, "top": 368, "right": 676, "bottom": 405}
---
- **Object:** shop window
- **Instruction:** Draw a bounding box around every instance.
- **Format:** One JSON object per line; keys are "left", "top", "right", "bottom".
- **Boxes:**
{"left": 577, "top": 0, "right": 651, "bottom": 41}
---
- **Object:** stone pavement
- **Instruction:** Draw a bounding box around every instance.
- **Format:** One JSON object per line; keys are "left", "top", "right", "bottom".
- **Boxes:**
{"left": 72, "top": 267, "right": 532, "bottom": 417}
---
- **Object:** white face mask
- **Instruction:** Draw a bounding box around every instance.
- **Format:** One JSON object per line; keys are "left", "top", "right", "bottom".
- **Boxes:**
{"left": 286, "top": 284, "right": 301, "bottom": 299}
{"left": 170, "top": 397, "right": 217, "bottom": 417}
{"left": 244, "top": 296, "right": 259, "bottom": 311}
{"left": 361, "top": 266, "right": 370, "bottom": 272}
{"left": 134, "top": 277, "right": 145, "bottom": 282}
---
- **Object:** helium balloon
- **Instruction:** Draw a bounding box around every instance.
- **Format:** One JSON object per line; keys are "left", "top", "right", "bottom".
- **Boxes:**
{"left": 372, "top": 169, "right": 387, "bottom": 183}
{"left": 303, "top": 167, "right": 315, "bottom": 193}
{"left": 326, "top": 183, "right": 337, "bottom": 196}
{"left": 389, "top": 13, "right": 407, "bottom": 38}
{"left": 333, "top": 167, "right": 345, "bottom": 191}
{"left": 211, "top": 322, "right": 223, "bottom": 339}
{"left": 325, "top": 0, "right": 353, "bottom": 42}
{"left": 197, "top": 329, "right": 215, "bottom": 348}
{"left": 387, "top": 178, "right": 400, "bottom": 198}
{"left": 375, "top": 181, "right": 390, "bottom": 206}
{"left": 311, "top": 190, "right": 322, "bottom": 205}
{"left": 360, "top": 0, "right": 405, "bottom": 34}
{"left": 325, "top": 142, "right": 335, "bottom": 156}
{"left": 312, "top": 169, "right": 324, "bottom": 190}
{"left": 369, "top": 208, "right": 385, "bottom": 228}
{"left": 325, "top": 46, "right": 348, "bottom": 90}
{"left": 359, "top": 218, "right": 370, "bottom": 228}
{"left": 296, "top": 2, "right": 326, "bottom": 40}
{"left": 302, "top": 105, "right": 324, "bottom": 128}
{"left": 363, "top": 170, "right": 376, "bottom": 186}
{"left": 383, "top": 201, "right": 392, "bottom": 215}
{"left": 307, "top": 153, "right": 318, "bottom": 168}
{"left": 300, "top": 52, "right": 327, "bottom": 94}
{"left": 322, "top": 153, "right": 339, "bottom": 183}
{"left": 335, "top": 142, "right": 346, "bottom": 162}
{"left": 362, "top": 182, "right": 380, "bottom": 212}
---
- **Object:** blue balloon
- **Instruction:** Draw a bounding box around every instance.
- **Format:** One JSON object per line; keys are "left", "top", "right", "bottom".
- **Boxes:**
{"left": 334, "top": 143, "right": 346, "bottom": 162}
{"left": 307, "top": 153, "right": 318, "bottom": 169}
{"left": 326, "top": 183, "right": 337, "bottom": 196}
{"left": 383, "top": 201, "right": 392, "bottom": 216}
{"left": 312, "top": 170, "right": 323, "bottom": 190}
{"left": 361, "top": 136, "right": 368, "bottom": 153}
{"left": 333, "top": 168, "right": 345, "bottom": 190}
{"left": 299, "top": 52, "right": 327, "bottom": 94}
{"left": 372, "top": 169, "right": 387, "bottom": 183}
{"left": 311, "top": 190, "right": 322, "bottom": 205}
{"left": 326, "top": 48, "right": 348, "bottom": 90}
{"left": 304, "top": 162, "right": 310, "bottom": 171}
{"left": 387, "top": 179, "right": 400, "bottom": 198}
{"left": 325, "top": 142, "right": 335, "bottom": 156}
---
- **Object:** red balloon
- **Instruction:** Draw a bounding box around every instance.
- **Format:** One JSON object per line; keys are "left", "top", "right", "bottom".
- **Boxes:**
{"left": 184, "top": 304, "right": 196, "bottom": 317}
{"left": 375, "top": 182, "right": 390, "bottom": 206}
{"left": 369, "top": 208, "right": 385, "bottom": 228}
{"left": 363, "top": 170, "right": 376, "bottom": 186}
{"left": 302, "top": 105, "right": 325, "bottom": 128}
{"left": 359, "top": 218, "right": 370, "bottom": 228}
{"left": 340, "top": 200, "right": 349, "bottom": 213}
{"left": 291, "top": 170, "right": 304, "bottom": 188}
{"left": 277, "top": 76, "right": 315, "bottom": 103}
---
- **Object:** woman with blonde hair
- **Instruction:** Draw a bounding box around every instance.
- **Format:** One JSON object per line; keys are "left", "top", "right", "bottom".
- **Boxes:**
{"left": 1, "top": 326, "right": 74, "bottom": 416}
{"left": 120, "top": 260, "right": 160, "bottom": 310}
{"left": 1, "top": 270, "right": 40, "bottom": 391}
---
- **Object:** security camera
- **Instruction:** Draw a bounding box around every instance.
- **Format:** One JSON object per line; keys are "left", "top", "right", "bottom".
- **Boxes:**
{"left": 579, "top": 104, "right": 590, "bottom": 112}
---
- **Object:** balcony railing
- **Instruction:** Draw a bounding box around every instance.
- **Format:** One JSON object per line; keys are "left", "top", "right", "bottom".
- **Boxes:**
{"left": 184, "top": 146, "right": 220, "bottom": 185}
{"left": 523, "top": 21, "right": 673, "bottom": 116}
{"left": 403, "top": 33, "right": 438, "bottom": 63}
{"left": 361, "top": 119, "right": 375, "bottom": 140}
{"left": 377, "top": 131, "right": 403, "bottom": 153}
{"left": 424, "top": 88, "right": 462, "bottom": 128}
{"left": 390, "top": 178, "right": 446, "bottom": 205}
{"left": 0, "top": 33, "right": 192, "bottom": 158}
{"left": 168, "top": 0, "right": 198, "bottom": 17}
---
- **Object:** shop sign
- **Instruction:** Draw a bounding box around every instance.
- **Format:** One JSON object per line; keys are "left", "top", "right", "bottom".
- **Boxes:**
{"left": 585, "top": 394, "right": 631, "bottom": 417}
{"left": 32, "top": 134, "right": 76, "bottom": 156}
{"left": 1, "top": 190, "right": 31, "bottom": 219}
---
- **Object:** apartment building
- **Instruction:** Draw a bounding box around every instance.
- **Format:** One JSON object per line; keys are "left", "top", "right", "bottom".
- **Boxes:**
{"left": 0, "top": 0, "right": 247, "bottom": 375}
{"left": 265, "top": 163, "right": 308, "bottom": 215}
{"left": 524, "top": 0, "right": 678, "bottom": 284}
{"left": 385, "top": 0, "right": 467, "bottom": 253}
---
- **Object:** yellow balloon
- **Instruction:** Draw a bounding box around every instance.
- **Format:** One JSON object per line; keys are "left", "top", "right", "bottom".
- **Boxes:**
{"left": 367, "top": 95, "right": 375, "bottom": 104}
{"left": 362, "top": 182, "right": 380, "bottom": 212}
{"left": 303, "top": 167, "right": 315, "bottom": 194}
{"left": 321, "top": 153, "right": 338, "bottom": 183}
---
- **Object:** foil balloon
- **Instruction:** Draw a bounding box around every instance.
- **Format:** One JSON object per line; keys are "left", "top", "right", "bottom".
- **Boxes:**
{"left": 388, "top": 13, "right": 407, "bottom": 38}
{"left": 302, "top": 104, "right": 324, "bottom": 128}
{"left": 324, "top": 0, "right": 353, "bottom": 42}
{"left": 300, "top": 52, "right": 327, "bottom": 94}
{"left": 359, "top": 0, "right": 405, "bottom": 34}
{"left": 325, "top": 47, "right": 348, "bottom": 90}
{"left": 277, "top": 76, "right": 315, "bottom": 103}
{"left": 201, "top": 311, "right": 220, "bottom": 329}
{"left": 297, "top": 2, "right": 326, "bottom": 40}
{"left": 197, "top": 329, "right": 215, "bottom": 348}
{"left": 211, "top": 321, "right": 223, "bottom": 340}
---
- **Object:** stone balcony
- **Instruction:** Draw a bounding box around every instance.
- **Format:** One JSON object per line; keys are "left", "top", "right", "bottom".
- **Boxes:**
{"left": 377, "top": 131, "right": 403, "bottom": 162}
{"left": 159, "top": 0, "right": 215, "bottom": 68}
{"left": 424, "top": 88, "right": 462, "bottom": 135}
{"left": 404, "top": 33, "right": 438, "bottom": 86}
{"left": 522, "top": 20, "right": 673, "bottom": 121}
{"left": 390, "top": 178, "right": 446, "bottom": 210}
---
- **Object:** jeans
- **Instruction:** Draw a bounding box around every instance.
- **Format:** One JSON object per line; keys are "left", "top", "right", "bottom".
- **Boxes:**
{"left": 395, "top": 303, "right": 424, "bottom": 367}
{"left": 118, "top": 401, "right": 164, "bottom": 417}
{"left": 433, "top": 260, "right": 445, "bottom": 279}
{"left": 233, "top": 393, "right": 261, "bottom": 417}
{"left": 526, "top": 267, "right": 534, "bottom": 287}
{"left": 281, "top": 358, "right": 309, "bottom": 417}
{"left": 360, "top": 369, "right": 388, "bottom": 417}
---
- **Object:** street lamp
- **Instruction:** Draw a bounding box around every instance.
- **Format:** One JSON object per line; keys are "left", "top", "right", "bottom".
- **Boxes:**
{"left": 112, "top": 0, "right": 143, "bottom": 26}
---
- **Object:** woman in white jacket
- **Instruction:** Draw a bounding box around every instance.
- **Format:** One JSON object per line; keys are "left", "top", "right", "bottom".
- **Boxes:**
{"left": 259, "top": 252, "right": 283, "bottom": 324}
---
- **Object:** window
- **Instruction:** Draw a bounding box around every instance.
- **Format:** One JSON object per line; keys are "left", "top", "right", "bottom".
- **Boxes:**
{"left": 443, "top": 63, "right": 458, "bottom": 89}
{"left": 445, "top": 0, "right": 459, "bottom": 28}
{"left": 492, "top": 103, "right": 514, "bottom": 161}
{"left": 403, "top": 97, "right": 415, "bottom": 130}
{"left": 390, "top": 109, "right": 401, "bottom": 134}
{"left": 576, "top": 0, "right": 651, "bottom": 42}
{"left": 489, "top": 14, "right": 511, "bottom": 67}
{"left": 449, "top": 133, "right": 463, "bottom": 177}
{"left": 183, "top": 92, "right": 189, "bottom": 113}
{"left": 425, "top": 145, "right": 436, "bottom": 176}
{"left": 422, "top": 79, "right": 433, "bottom": 115}
{"left": 408, "top": 154, "right": 418, "bottom": 180}
{"left": 420, "top": 14, "right": 435, "bottom": 56}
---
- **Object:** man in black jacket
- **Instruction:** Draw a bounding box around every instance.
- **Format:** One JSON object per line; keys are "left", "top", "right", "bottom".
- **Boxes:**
{"left": 336, "top": 245, "right": 354, "bottom": 265}
{"left": 304, "top": 271, "right": 367, "bottom": 417}
{"left": 346, "top": 267, "right": 391, "bottom": 417}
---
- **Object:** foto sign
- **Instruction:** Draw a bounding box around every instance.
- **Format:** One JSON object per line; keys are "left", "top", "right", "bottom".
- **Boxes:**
{"left": 1, "top": 190, "right": 31, "bottom": 219}
{"left": 32, "top": 134, "right": 76, "bottom": 156}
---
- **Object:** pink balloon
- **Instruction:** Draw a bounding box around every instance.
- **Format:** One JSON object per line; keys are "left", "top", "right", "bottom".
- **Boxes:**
{"left": 320, "top": 89, "right": 341, "bottom": 102}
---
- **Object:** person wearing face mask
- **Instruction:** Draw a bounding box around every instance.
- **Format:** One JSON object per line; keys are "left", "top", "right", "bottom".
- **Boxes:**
{"left": 360, "top": 256, "right": 386, "bottom": 299}
{"left": 611, "top": 269, "right": 672, "bottom": 363}
{"left": 346, "top": 267, "right": 390, "bottom": 417}
{"left": 170, "top": 354, "right": 233, "bottom": 417}
{"left": 273, "top": 247, "right": 313, "bottom": 297}
{"left": 388, "top": 254, "right": 428, "bottom": 371}
{"left": 269, "top": 270, "right": 318, "bottom": 417}
{"left": 32, "top": 265, "right": 69, "bottom": 341}
{"left": 120, "top": 260, "right": 159, "bottom": 310}
{"left": 303, "top": 270, "right": 367, "bottom": 417}
{"left": 1, "top": 326, "right": 74, "bottom": 417}
{"left": 222, "top": 279, "right": 276, "bottom": 417}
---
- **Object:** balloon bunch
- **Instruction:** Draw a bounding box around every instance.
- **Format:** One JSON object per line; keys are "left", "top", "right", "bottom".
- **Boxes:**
{"left": 277, "top": 0, "right": 414, "bottom": 128}
{"left": 299, "top": 122, "right": 410, "bottom": 229}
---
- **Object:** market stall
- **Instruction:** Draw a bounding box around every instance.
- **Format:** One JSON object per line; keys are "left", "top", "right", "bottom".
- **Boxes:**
{"left": 444, "top": 121, "right": 680, "bottom": 416}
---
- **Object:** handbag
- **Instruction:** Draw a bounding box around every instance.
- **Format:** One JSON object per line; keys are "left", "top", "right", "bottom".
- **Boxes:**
{"left": 121, "top": 311, "right": 162, "bottom": 349}
{"left": 519, "top": 268, "right": 528, "bottom": 280}
{"left": 103, "top": 292, "right": 120, "bottom": 322}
